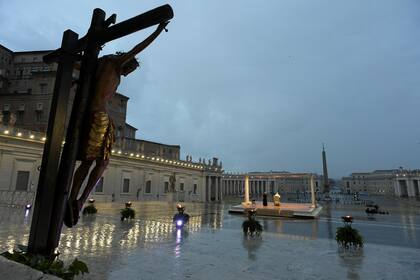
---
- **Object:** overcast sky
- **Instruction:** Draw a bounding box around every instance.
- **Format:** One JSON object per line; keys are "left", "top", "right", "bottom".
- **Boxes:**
{"left": 1, "top": 0, "right": 419, "bottom": 178}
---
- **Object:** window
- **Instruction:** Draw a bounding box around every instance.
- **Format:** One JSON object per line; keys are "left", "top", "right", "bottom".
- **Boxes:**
{"left": 164, "top": 181, "right": 169, "bottom": 193}
{"left": 40, "top": 83, "right": 47, "bottom": 93}
{"left": 15, "top": 171, "right": 30, "bottom": 191}
{"left": 145, "top": 180, "right": 151, "bottom": 193}
{"left": 193, "top": 184, "right": 197, "bottom": 194}
{"left": 123, "top": 178, "right": 130, "bottom": 193}
{"left": 95, "top": 177, "right": 104, "bottom": 193}
{"left": 36, "top": 111, "right": 43, "bottom": 123}
{"left": 2, "top": 111, "right": 10, "bottom": 124}
{"left": 17, "top": 111, "right": 24, "bottom": 125}
{"left": 179, "top": 183, "right": 184, "bottom": 191}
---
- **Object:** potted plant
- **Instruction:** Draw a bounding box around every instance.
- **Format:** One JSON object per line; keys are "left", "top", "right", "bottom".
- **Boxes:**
{"left": 82, "top": 198, "right": 97, "bottom": 215}
{"left": 335, "top": 215, "right": 363, "bottom": 249}
{"left": 121, "top": 201, "right": 135, "bottom": 221}
{"left": 242, "top": 209, "right": 263, "bottom": 236}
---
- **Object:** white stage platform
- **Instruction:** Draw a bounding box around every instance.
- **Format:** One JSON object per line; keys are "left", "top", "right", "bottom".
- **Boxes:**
{"left": 228, "top": 202, "right": 323, "bottom": 218}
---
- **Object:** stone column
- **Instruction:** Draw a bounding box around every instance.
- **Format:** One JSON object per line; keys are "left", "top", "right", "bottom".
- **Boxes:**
{"left": 218, "top": 177, "right": 221, "bottom": 201}
{"left": 226, "top": 180, "right": 229, "bottom": 196}
{"left": 232, "top": 180, "right": 235, "bottom": 195}
{"left": 250, "top": 181, "right": 253, "bottom": 195}
{"left": 237, "top": 180, "right": 240, "bottom": 194}
{"left": 393, "top": 180, "right": 399, "bottom": 197}
{"left": 226, "top": 180, "right": 229, "bottom": 195}
{"left": 407, "top": 179, "right": 415, "bottom": 197}
{"left": 236, "top": 180, "right": 239, "bottom": 195}
{"left": 215, "top": 176, "right": 219, "bottom": 201}
{"left": 310, "top": 174, "right": 316, "bottom": 208}
{"left": 243, "top": 175, "right": 250, "bottom": 205}
{"left": 206, "top": 176, "right": 210, "bottom": 202}
{"left": 222, "top": 179, "right": 225, "bottom": 195}
{"left": 237, "top": 180, "right": 239, "bottom": 195}
{"left": 219, "top": 177, "right": 223, "bottom": 201}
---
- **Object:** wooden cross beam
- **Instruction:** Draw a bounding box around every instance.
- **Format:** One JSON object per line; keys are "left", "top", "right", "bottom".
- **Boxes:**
{"left": 43, "top": 4, "right": 173, "bottom": 63}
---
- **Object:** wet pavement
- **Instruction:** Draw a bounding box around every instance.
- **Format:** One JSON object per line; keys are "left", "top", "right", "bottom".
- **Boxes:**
{"left": 0, "top": 196, "right": 420, "bottom": 279}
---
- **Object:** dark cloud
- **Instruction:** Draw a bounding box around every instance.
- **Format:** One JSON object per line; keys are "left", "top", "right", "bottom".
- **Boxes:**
{"left": 2, "top": 0, "right": 420, "bottom": 177}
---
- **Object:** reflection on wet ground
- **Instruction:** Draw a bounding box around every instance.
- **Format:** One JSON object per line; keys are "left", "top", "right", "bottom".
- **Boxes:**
{"left": 0, "top": 196, "right": 419, "bottom": 279}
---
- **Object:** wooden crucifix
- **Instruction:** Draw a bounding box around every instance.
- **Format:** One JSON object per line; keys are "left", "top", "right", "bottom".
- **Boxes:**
{"left": 28, "top": 4, "right": 173, "bottom": 257}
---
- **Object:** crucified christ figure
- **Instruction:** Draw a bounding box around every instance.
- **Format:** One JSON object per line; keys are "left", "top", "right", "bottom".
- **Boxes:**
{"left": 64, "top": 21, "right": 169, "bottom": 227}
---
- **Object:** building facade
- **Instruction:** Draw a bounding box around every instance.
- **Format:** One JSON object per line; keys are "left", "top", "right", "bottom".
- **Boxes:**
{"left": 0, "top": 43, "right": 180, "bottom": 160}
{"left": 222, "top": 171, "right": 324, "bottom": 197}
{"left": 0, "top": 126, "right": 223, "bottom": 207}
{"left": 342, "top": 169, "right": 420, "bottom": 197}
{"left": 394, "top": 170, "right": 420, "bottom": 197}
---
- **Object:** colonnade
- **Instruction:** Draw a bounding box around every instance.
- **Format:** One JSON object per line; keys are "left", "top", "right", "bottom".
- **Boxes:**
{"left": 205, "top": 175, "right": 222, "bottom": 202}
{"left": 222, "top": 174, "right": 318, "bottom": 206}
{"left": 222, "top": 178, "right": 276, "bottom": 196}
{"left": 394, "top": 178, "right": 420, "bottom": 197}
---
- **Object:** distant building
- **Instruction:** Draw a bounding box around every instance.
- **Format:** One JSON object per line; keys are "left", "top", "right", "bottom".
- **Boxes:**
{"left": 342, "top": 170, "right": 397, "bottom": 195}
{"left": 342, "top": 169, "right": 420, "bottom": 197}
{"left": 0, "top": 44, "right": 226, "bottom": 206}
{"left": 0, "top": 43, "right": 179, "bottom": 159}
{"left": 222, "top": 171, "right": 324, "bottom": 196}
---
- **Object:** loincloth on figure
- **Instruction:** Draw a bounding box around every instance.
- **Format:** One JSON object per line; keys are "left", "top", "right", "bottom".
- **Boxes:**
{"left": 78, "top": 111, "right": 115, "bottom": 161}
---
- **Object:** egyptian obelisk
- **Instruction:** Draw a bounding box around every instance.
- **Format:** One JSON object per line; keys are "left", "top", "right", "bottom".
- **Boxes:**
{"left": 322, "top": 143, "right": 330, "bottom": 194}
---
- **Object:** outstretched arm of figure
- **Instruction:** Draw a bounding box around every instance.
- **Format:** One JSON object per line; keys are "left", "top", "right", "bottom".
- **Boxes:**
{"left": 118, "top": 21, "right": 169, "bottom": 67}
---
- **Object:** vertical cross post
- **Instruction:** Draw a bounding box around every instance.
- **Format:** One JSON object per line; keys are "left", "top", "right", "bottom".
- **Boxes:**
{"left": 47, "top": 8, "right": 106, "bottom": 255}
{"left": 28, "top": 30, "right": 79, "bottom": 255}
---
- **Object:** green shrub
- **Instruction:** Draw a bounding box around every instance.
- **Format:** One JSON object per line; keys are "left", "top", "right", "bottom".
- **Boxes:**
{"left": 82, "top": 204, "right": 97, "bottom": 215}
{"left": 121, "top": 207, "right": 135, "bottom": 221}
{"left": 1, "top": 251, "right": 88, "bottom": 280}
{"left": 242, "top": 219, "right": 263, "bottom": 236}
{"left": 336, "top": 225, "right": 364, "bottom": 249}
{"left": 242, "top": 210, "right": 263, "bottom": 236}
